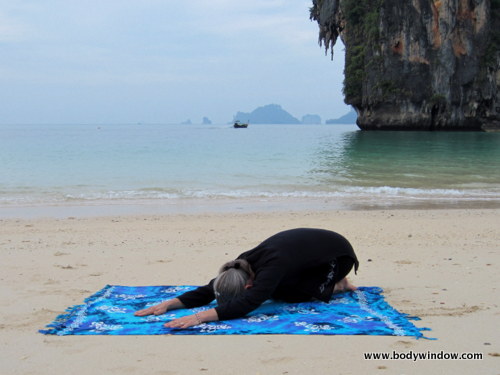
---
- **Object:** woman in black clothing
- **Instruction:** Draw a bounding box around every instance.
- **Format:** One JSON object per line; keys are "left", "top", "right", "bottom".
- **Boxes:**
{"left": 135, "top": 228, "right": 359, "bottom": 329}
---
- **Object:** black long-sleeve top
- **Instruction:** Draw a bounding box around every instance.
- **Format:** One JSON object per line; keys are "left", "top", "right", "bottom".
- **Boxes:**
{"left": 177, "top": 228, "right": 359, "bottom": 320}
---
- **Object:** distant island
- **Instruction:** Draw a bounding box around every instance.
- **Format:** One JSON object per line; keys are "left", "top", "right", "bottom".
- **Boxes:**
{"left": 181, "top": 117, "right": 212, "bottom": 125}
{"left": 233, "top": 104, "right": 300, "bottom": 124}
{"left": 231, "top": 103, "right": 356, "bottom": 125}
{"left": 325, "top": 109, "right": 357, "bottom": 124}
{"left": 301, "top": 114, "right": 322, "bottom": 124}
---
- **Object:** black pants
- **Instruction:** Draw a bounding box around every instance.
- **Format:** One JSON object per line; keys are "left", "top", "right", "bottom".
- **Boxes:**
{"left": 275, "top": 255, "right": 356, "bottom": 303}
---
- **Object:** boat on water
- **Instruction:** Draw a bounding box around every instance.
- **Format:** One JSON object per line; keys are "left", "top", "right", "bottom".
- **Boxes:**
{"left": 233, "top": 120, "right": 248, "bottom": 128}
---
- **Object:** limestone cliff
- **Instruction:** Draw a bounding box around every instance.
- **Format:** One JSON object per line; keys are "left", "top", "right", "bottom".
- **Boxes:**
{"left": 310, "top": 0, "right": 500, "bottom": 130}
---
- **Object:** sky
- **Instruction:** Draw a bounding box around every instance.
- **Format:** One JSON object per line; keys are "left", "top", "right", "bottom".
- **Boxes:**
{"left": 0, "top": 0, "right": 349, "bottom": 124}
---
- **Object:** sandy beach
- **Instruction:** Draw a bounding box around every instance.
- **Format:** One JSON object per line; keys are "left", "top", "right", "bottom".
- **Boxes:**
{"left": 0, "top": 208, "right": 498, "bottom": 374}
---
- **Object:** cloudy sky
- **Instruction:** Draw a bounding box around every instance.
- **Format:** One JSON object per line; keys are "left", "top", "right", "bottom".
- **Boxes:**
{"left": 0, "top": 0, "right": 348, "bottom": 124}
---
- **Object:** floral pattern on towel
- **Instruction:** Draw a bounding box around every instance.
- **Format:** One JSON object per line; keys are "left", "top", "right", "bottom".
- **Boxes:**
{"left": 40, "top": 285, "right": 431, "bottom": 338}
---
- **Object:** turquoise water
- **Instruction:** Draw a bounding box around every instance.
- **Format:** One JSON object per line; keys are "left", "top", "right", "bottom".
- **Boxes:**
{"left": 1, "top": 123, "right": 499, "bottom": 210}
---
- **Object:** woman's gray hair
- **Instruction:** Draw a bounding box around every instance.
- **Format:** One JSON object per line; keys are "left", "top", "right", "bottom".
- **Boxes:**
{"left": 213, "top": 259, "right": 254, "bottom": 304}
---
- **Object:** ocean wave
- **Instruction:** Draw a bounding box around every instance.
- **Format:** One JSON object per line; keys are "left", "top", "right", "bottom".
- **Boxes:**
{"left": 1, "top": 185, "right": 499, "bottom": 206}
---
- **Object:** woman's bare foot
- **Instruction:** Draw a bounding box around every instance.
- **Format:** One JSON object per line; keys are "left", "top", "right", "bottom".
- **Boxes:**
{"left": 333, "top": 277, "right": 357, "bottom": 294}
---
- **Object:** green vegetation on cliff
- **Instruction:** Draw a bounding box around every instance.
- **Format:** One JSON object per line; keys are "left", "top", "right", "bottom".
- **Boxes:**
{"left": 342, "top": 0, "right": 382, "bottom": 104}
{"left": 485, "top": 0, "right": 500, "bottom": 68}
{"left": 310, "top": 0, "right": 382, "bottom": 105}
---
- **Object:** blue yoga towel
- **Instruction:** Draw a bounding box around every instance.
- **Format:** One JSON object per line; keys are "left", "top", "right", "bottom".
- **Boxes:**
{"left": 40, "top": 285, "right": 432, "bottom": 338}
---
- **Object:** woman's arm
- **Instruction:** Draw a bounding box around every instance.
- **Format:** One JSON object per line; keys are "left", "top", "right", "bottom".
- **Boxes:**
{"left": 135, "top": 280, "right": 216, "bottom": 318}
{"left": 176, "top": 280, "right": 216, "bottom": 308}
{"left": 135, "top": 298, "right": 220, "bottom": 329}
{"left": 134, "top": 297, "right": 185, "bottom": 317}
{"left": 164, "top": 308, "right": 219, "bottom": 329}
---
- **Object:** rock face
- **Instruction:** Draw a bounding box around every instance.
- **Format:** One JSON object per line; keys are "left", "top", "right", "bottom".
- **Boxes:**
{"left": 310, "top": 0, "right": 500, "bottom": 130}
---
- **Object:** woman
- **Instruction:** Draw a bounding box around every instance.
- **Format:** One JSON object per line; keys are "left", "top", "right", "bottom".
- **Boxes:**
{"left": 135, "top": 228, "right": 359, "bottom": 329}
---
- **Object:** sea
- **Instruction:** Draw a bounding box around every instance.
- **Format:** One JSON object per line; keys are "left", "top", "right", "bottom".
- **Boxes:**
{"left": 1, "top": 123, "right": 499, "bottom": 217}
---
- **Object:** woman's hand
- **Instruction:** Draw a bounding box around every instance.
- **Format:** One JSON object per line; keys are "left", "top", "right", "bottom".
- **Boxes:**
{"left": 134, "top": 301, "right": 169, "bottom": 316}
{"left": 164, "top": 308, "right": 219, "bottom": 329}
{"left": 164, "top": 314, "right": 201, "bottom": 329}
{"left": 135, "top": 298, "right": 185, "bottom": 317}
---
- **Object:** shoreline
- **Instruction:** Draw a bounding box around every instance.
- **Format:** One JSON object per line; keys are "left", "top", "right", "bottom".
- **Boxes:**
{"left": 1, "top": 207, "right": 498, "bottom": 374}
{"left": 1, "top": 195, "right": 499, "bottom": 219}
